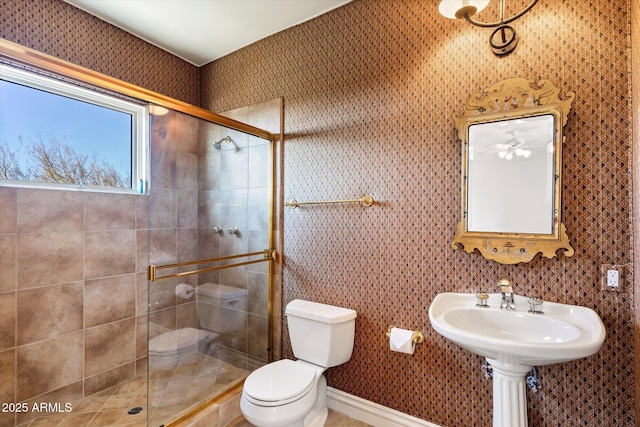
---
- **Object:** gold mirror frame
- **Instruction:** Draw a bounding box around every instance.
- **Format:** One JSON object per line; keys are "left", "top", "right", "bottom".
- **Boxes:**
{"left": 451, "top": 77, "right": 575, "bottom": 264}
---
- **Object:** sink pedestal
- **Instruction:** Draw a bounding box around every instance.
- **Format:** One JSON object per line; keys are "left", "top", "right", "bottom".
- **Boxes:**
{"left": 487, "top": 359, "right": 531, "bottom": 427}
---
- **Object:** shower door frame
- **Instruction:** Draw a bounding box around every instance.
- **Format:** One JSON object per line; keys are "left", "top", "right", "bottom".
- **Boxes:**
{"left": 146, "top": 105, "right": 279, "bottom": 425}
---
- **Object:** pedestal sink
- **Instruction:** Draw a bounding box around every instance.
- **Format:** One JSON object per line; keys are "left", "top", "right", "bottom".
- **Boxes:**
{"left": 428, "top": 292, "right": 606, "bottom": 427}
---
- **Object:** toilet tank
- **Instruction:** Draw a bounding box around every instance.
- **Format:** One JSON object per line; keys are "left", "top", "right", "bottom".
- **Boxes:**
{"left": 197, "top": 283, "right": 247, "bottom": 333}
{"left": 285, "top": 299, "right": 357, "bottom": 368}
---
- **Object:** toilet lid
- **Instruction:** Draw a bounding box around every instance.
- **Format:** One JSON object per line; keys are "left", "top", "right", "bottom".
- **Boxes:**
{"left": 244, "top": 359, "right": 316, "bottom": 404}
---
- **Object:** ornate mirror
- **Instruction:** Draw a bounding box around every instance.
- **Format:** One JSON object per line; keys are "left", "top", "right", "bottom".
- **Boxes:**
{"left": 451, "top": 78, "right": 575, "bottom": 264}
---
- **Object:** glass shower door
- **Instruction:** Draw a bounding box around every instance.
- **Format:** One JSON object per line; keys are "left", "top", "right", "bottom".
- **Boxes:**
{"left": 146, "top": 107, "right": 274, "bottom": 426}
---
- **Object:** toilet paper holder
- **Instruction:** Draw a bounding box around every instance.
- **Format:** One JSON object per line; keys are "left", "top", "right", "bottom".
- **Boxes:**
{"left": 386, "top": 326, "right": 425, "bottom": 344}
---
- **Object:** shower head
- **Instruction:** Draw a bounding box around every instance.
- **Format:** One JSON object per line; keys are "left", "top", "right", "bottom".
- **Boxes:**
{"left": 212, "top": 136, "right": 237, "bottom": 150}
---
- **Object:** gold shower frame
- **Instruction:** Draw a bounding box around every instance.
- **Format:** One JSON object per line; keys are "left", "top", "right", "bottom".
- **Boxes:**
{"left": 451, "top": 77, "right": 575, "bottom": 264}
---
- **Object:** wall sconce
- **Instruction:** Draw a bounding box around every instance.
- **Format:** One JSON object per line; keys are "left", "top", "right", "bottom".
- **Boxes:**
{"left": 438, "top": 0, "right": 539, "bottom": 56}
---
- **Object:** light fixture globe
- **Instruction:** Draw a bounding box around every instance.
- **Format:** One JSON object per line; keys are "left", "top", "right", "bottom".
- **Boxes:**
{"left": 438, "top": 0, "right": 490, "bottom": 20}
{"left": 439, "top": 0, "right": 539, "bottom": 56}
{"left": 149, "top": 105, "right": 169, "bottom": 116}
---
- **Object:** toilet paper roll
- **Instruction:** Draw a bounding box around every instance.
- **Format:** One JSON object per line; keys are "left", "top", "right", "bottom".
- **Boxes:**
{"left": 389, "top": 327, "right": 415, "bottom": 355}
{"left": 175, "top": 283, "right": 194, "bottom": 299}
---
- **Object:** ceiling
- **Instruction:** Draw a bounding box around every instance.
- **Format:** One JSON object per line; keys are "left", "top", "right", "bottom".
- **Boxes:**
{"left": 64, "top": 0, "right": 352, "bottom": 67}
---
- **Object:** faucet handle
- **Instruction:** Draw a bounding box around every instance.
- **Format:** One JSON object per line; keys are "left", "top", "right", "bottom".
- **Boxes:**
{"left": 496, "top": 277, "right": 512, "bottom": 292}
{"left": 475, "top": 292, "right": 489, "bottom": 308}
{"left": 527, "top": 297, "right": 544, "bottom": 314}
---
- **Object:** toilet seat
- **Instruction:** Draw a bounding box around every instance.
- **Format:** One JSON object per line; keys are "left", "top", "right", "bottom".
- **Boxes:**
{"left": 243, "top": 359, "right": 317, "bottom": 407}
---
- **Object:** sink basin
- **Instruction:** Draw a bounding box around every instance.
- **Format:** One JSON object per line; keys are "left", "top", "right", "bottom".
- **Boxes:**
{"left": 428, "top": 292, "right": 605, "bottom": 366}
{"left": 448, "top": 308, "right": 580, "bottom": 343}
{"left": 429, "top": 292, "right": 606, "bottom": 427}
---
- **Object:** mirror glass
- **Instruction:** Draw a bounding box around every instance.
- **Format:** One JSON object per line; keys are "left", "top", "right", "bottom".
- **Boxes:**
{"left": 466, "top": 114, "right": 555, "bottom": 234}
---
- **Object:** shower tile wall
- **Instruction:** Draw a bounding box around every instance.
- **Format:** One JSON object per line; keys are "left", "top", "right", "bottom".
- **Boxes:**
{"left": 148, "top": 110, "right": 200, "bottom": 347}
{"left": 195, "top": 103, "right": 275, "bottom": 366}
{"left": 0, "top": 186, "right": 147, "bottom": 427}
{"left": 218, "top": 99, "right": 284, "bottom": 364}
{"left": 148, "top": 107, "right": 272, "bottom": 370}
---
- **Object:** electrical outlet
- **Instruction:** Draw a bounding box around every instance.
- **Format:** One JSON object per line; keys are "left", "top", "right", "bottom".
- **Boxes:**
{"left": 601, "top": 264, "right": 626, "bottom": 293}
{"left": 607, "top": 269, "right": 619, "bottom": 288}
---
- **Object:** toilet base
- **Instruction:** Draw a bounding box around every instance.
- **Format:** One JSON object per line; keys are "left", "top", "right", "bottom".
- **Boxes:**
{"left": 302, "top": 375, "right": 327, "bottom": 427}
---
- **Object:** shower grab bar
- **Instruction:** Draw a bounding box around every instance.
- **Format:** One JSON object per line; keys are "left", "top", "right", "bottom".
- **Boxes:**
{"left": 285, "top": 194, "right": 375, "bottom": 209}
{"left": 147, "top": 249, "right": 276, "bottom": 282}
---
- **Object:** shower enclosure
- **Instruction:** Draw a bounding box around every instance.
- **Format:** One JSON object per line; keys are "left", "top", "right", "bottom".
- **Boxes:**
{"left": 0, "top": 41, "right": 279, "bottom": 427}
{"left": 146, "top": 105, "right": 278, "bottom": 426}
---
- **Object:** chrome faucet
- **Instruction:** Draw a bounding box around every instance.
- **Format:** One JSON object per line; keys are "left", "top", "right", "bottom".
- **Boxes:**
{"left": 496, "top": 277, "right": 515, "bottom": 310}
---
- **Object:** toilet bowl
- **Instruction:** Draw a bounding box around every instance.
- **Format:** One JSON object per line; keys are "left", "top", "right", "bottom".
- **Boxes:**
{"left": 148, "top": 283, "right": 246, "bottom": 367}
{"left": 240, "top": 299, "right": 357, "bottom": 427}
{"left": 148, "top": 327, "right": 217, "bottom": 368}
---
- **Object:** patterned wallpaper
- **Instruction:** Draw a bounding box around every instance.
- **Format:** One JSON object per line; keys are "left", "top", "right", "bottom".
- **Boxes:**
{"left": 201, "top": 1, "right": 634, "bottom": 426}
{"left": 1, "top": 0, "right": 200, "bottom": 105}
{"left": 1, "top": 0, "right": 635, "bottom": 425}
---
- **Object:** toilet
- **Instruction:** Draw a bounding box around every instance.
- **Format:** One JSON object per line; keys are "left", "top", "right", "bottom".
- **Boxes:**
{"left": 196, "top": 283, "right": 248, "bottom": 334}
{"left": 148, "top": 283, "right": 247, "bottom": 367}
{"left": 148, "top": 327, "right": 215, "bottom": 368}
{"left": 240, "top": 299, "right": 357, "bottom": 427}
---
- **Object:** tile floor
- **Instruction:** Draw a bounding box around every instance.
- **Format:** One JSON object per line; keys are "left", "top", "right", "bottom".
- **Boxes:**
{"left": 16, "top": 353, "right": 248, "bottom": 427}
{"left": 13, "top": 350, "right": 368, "bottom": 427}
{"left": 228, "top": 410, "right": 373, "bottom": 427}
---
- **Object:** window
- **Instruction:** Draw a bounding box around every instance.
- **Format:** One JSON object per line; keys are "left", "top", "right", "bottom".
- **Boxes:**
{"left": 0, "top": 64, "right": 148, "bottom": 193}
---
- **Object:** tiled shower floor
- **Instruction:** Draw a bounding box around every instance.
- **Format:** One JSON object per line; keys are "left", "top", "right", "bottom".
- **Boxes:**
{"left": 16, "top": 353, "right": 248, "bottom": 427}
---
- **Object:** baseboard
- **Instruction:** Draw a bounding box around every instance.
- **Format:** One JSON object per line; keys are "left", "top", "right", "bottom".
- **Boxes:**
{"left": 326, "top": 387, "right": 441, "bottom": 427}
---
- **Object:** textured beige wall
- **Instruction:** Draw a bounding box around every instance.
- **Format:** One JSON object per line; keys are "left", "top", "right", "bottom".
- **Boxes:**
{"left": 201, "top": 1, "right": 634, "bottom": 425}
